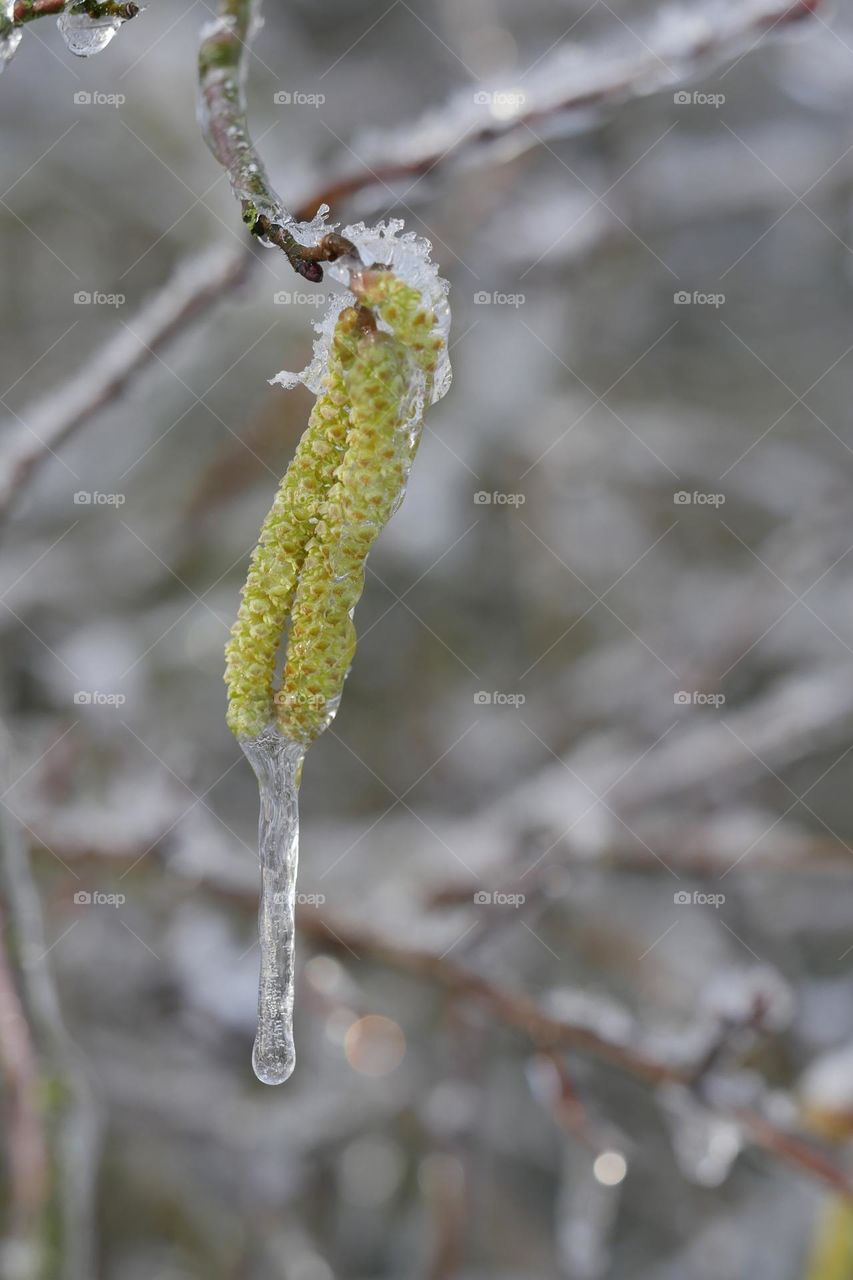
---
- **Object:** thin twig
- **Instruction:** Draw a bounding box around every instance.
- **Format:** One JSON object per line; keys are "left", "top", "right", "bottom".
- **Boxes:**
{"left": 197, "top": 0, "right": 356, "bottom": 281}
{"left": 0, "top": 903, "right": 49, "bottom": 1280}
{"left": 0, "top": 734, "right": 99, "bottom": 1280}
{"left": 0, "top": 0, "right": 825, "bottom": 516}
{"left": 13, "top": 1, "right": 139, "bottom": 23}
{"left": 302, "top": 911, "right": 853, "bottom": 1203}
{"left": 26, "top": 828, "right": 853, "bottom": 1204}
{"left": 296, "top": 0, "right": 821, "bottom": 220}
{"left": 0, "top": 243, "right": 251, "bottom": 520}
{"left": 201, "top": 0, "right": 821, "bottom": 274}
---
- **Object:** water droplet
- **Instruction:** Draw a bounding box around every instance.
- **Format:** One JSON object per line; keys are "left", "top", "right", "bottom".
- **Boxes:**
{"left": 58, "top": 1, "right": 130, "bottom": 57}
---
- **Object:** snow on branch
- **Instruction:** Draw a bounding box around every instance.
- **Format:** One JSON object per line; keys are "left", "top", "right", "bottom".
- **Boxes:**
{"left": 298, "top": 0, "right": 821, "bottom": 219}
{"left": 198, "top": 0, "right": 357, "bottom": 281}
{"left": 0, "top": 0, "right": 824, "bottom": 517}
{"left": 0, "top": 244, "right": 250, "bottom": 520}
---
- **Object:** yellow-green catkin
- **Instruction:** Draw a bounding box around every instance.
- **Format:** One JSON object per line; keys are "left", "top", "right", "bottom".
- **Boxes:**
{"left": 354, "top": 271, "right": 444, "bottom": 386}
{"left": 224, "top": 308, "right": 362, "bottom": 737}
{"left": 805, "top": 1199, "right": 853, "bottom": 1280}
{"left": 226, "top": 274, "right": 443, "bottom": 745}
{"left": 276, "top": 329, "right": 414, "bottom": 743}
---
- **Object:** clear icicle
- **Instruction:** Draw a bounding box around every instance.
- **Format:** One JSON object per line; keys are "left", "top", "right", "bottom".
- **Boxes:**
{"left": 58, "top": 1, "right": 131, "bottom": 57}
{"left": 240, "top": 728, "right": 305, "bottom": 1085}
{"left": 0, "top": 0, "right": 22, "bottom": 72}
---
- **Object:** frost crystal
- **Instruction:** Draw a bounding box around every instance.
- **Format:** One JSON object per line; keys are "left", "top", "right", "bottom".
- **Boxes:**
{"left": 270, "top": 219, "right": 452, "bottom": 403}
{"left": 58, "top": 1, "right": 134, "bottom": 57}
{"left": 197, "top": 15, "right": 332, "bottom": 252}
{"left": 0, "top": 0, "right": 22, "bottom": 72}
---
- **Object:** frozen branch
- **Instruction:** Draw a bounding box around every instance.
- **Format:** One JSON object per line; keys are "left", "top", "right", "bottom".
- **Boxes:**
{"left": 0, "top": 906, "right": 49, "bottom": 1280}
{"left": 301, "top": 912, "right": 853, "bottom": 1203}
{"left": 26, "top": 814, "right": 853, "bottom": 1206}
{"left": 0, "top": 737, "right": 98, "bottom": 1280}
{"left": 0, "top": 243, "right": 251, "bottom": 520}
{"left": 0, "top": 0, "right": 826, "bottom": 517}
{"left": 296, "top": 0, "right": 822, "bottom": 220}
{"left": 12, "top": 1, "right": 139, "bottom": 22}
{"left": 197, "top": 0, "right": 355, "bottom": 281}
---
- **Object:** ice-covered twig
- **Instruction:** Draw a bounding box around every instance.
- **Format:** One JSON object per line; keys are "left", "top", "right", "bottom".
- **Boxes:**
{"left": 198, "top": 0, "right": 356, "bottom": 282}
{"left": 0, "top": 906, "right": 49, "bottom": 1280}
{"left": 12, "top": 1, "right": 138, "bottom": 21}
{"left": 297, "top": 0, "right": 821, "bottom": 220}
{"left": 0, "top": 735, "right": 98, "bottom": 1280}
{"left": 0, "top": 0, "right": 820, "bottom": 515}
{"left": 0, "top": 243, "right": 250, "bottom": 520}
{"left": 303, "top": 912, "right": 853, "bottom": 1203}
{"left": 26, "top": 825, "right": 853, "bottom": 1203}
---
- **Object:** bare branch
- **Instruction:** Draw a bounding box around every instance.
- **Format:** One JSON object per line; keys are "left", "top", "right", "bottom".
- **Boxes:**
{"left": 0, "top": 0, "right": 826, "bottom": 519}
{"left": 197, "top": 0, "right": 356, "bottom": 281}
{"left": 0, "top": 907, "right": 49, "bottom": 1279}
{"left": 0, "top": 243, "right": 251, "bottom": 520}
{"left": 0, "top": 735, "right": 98, "bottom": 1280}
{"left": 13, "top": 1, "right": 139, "bottom": 24}
{"left": 296, "top": 0, "right": 822, "bottom": 220}
{"left": 300, "top": 911, "right": 853, "bottom": 1204}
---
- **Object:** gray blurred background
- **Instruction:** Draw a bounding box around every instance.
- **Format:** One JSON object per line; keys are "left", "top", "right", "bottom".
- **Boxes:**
{"left": 3, "top": 1, "right": 853, "bottom": 1277}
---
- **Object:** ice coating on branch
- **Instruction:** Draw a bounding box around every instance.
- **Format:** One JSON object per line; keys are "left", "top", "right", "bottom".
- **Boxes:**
{"left": 0, "top": 0, "right": 22, "bottom": 71}
{"left": 240, "top": 728, "right": 304, "bottom": 1086}
{"left": 197, "top": 13, "right": 333, "bottom": 251}
{"left": 344, "top": 0, "right": 808, "bottom": 175}
{"left": 58, "top": 1, "right": 133, "bottom": 56}
{"left": 270, "top": 219, "right": 452, "bottom": 403}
